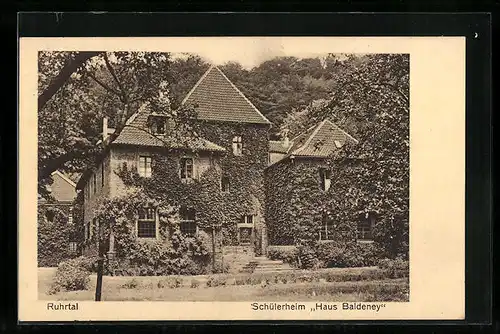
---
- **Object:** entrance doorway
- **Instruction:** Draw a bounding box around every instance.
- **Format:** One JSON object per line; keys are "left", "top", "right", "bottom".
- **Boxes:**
{"left": 237, "top": 214, "right": 255, "bottom": 247}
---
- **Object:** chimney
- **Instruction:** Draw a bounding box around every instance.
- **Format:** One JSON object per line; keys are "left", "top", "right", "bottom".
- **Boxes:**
{"left": 282, "top": 129, "right": 290, "bottom": 148}
{"left": 102, "top": 117, "right": 108, "bottom": 143}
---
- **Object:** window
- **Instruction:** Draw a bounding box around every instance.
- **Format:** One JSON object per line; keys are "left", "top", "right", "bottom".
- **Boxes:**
{"left": 239, "top": 227, "right": 252, "bottom": 244}
{"left": 137, "top": 207, "right": 156, "bottom": 238}
{"left": 319, "top": 213, "right": 335, "bottom": 240}
{"left": 150, "top": 116, "right": 167, "bottom": 135}
{"left": 221, "top": 176, "right": 230, "bottom": 193}
{"left": 180, "top": 207, "right": 197, "bottom": 236}
{"left": 90, "top": 218, "right": 97, "bottom": 240}
{"left": 155, "top": 118, "right": 166, "bottom": 134}
{"left": 242, "top": 215, "right": 254, "bottom": 225}
{"left": 232, "top": 136, "right": 243, "bottom": 156}
{"left": 67, "top": 208, "right": 73, "bottom": 224}
{"left": 319, "top": 168, "right": 331, "bottom": 191}
{"left": 180, "top": 158, "right": 194, "bottom": 181}
{"left": 357, "top": 212, "right": 375, "bottom": 240}
{"left": 69, "top": 241, "right": 78, "bottom": 253}
{"left": 45, "top": 210, "right": 55, "bottom": 223}
{"left": 138, "top": 156, "right": 152, "bottom": 178}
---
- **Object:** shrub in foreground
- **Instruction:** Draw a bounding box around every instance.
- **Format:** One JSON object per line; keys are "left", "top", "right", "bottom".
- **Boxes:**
{"left": 377, "top": 257, "right": 409, "bottom": 278}
{"left": 267, "top": 246, "right": 299, "bottom": 267}
{"left": 48, "top": 256, "right": 94, "bottom": 294}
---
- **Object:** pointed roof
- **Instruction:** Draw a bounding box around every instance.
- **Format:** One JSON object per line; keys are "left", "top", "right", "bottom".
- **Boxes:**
{"left": 289, "top": 119, "right": 358, "bottom": 157}
{"left": 182, "top": 66, "right": 271, "bottom": 125}
{"left": 112, "top": 104, "right": 226, "bottom": 152}
{"left": 267, "top": 119, "right": 358, "bottom": 167}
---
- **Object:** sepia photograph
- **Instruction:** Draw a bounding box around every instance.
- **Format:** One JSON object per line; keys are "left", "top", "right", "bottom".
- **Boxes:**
{"left": 36, "top": 47, "right": 409, "bottom": 303}
{"left": 19, "top": 35, "right": 466, "bottom": 321}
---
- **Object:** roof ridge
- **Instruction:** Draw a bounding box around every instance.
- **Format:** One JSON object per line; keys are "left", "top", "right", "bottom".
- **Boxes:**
{"left": 324, "top": 119, "right": 359, "bottom": 144}
{"left": 291, "top": 119, "right": 327, "bottom": 156}
{"left": 214, "top": 66, "right": 271, "bottom": 125}
{"left": 181, "top": 65, "right": 215, "bottom": 106}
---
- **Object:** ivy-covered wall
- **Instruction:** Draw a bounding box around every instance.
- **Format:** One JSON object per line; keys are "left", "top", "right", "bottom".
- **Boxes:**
{"left": 80, "top": 119, "right": 271, "bottom": 268}
{"left": 265, "top": 158, "right": 359, "bottom": 246}
{"left": 38, "top": 204, "right": 79, "bottom": 267}
{"left": 197, "top": 121, "right": 270, "bottom": 253}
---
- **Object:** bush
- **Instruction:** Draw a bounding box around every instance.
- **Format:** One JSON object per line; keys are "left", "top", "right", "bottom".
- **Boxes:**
{"left": 38, "top": 206, "right": 80, "bottom": 267}
{"left": 157, "top": 276, "right": 183, "bottom": 288}
{"left": 121, "top": 278, "right": 139, "bottom": 289}
{"left": 316, "top": 241, "right": 383, "bottom": 268}
{"left": 123, "top": 235, "right": 211, "bottom": 276}
{"left": 297, "top": 246, "right": 319, "bottom": 269}
{"left": 377, "top": 257, "right": 409, "bottom": 278}
{"left": 190, "top": 279, "right": 201, "bottom": 288}
{"left": 267, "top": 246, "right": 299, "bottom": 267}
{"left": 206, "top": 275, "right": 227, "bottom": 287}
{"left": 48, "top": 256, "right": 92, "bottom": 294}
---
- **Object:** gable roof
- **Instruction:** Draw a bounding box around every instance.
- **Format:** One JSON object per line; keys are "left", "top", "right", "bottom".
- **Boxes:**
{"left": 182, "top": 65, "right": 271, "bottom": 125}
{"left": 290, "top": 119, "right": 358, "bottom": 158}
{"left": 39, "top": 171, "right": 77, "bottom": 203}
{"left": 267, "top": 119, "right": 358, "bottom": 167}
{"left": 112, "top": 104, "right": 226, "bottom": 152}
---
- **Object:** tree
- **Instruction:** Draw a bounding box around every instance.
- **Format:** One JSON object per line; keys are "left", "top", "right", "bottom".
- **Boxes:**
{"left": 38, "top": 51, "right": 200, "bottom": 197}
{"left": 319, "top": 54, "right": 410, "bottom": 258}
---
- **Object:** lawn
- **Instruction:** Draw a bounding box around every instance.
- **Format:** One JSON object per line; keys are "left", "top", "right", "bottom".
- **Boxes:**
{"left": 38, "top": 267, "right": 409, "bottom": 302}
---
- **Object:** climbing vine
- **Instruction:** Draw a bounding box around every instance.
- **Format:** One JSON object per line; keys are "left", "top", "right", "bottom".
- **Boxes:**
{"left": 38, "top": 205, "right": 79, "bottom": 267}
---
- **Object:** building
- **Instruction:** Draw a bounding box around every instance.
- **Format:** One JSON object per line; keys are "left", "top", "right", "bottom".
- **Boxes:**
{"left": 76, "top": 65, "right": 272, "bottom": 272}
{"left": 264, "top": 119, "right": 373, "bottom": 246}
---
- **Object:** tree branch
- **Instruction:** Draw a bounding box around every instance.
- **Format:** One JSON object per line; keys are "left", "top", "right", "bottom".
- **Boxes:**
{"left": 87, "top": 72, "right": 121, "bottom": 96}
{"left": 103, "top": 53, "right": 128, "bottom": 104}
{"left": 38, "top": 51, "right": 102, "bottom": 112}
{"left": 39, "top": 149, "right": 95, "bottom": 182}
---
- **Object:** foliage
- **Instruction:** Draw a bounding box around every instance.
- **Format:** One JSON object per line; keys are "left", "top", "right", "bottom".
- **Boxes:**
{"left": 377, "top": 257, "right": 409, "bottom": 278}
{"left": 38, "top": 51, "right": 199, "bottom": 197}
{"left": 197, "top": 122, "right": 269, "bottom": 247}
{"left": 48, "top": 256, "right": 93, "bottom": 294}
{"left": 316, "top": 241, "right": 382, "bottom": 268}
{"left": 266, "top": 246, "right": 299, "bottom": 267}
{"left": 38, "top": 205, "right": 79, "bottom": 267}
{"left": 93, "top": 190, "right": 212, "bottom": 276}
{"left": 265, "top": 54, "right": 409, "bottom": 260}
{"left": 206, "top": 275, "right": 228, "bottom": 287}
{"left": 157, "top": 276, "right": 184, "bottom": 289}
{"left": 120, "top": 278, "right": 139, "bottom": 289}
{"left": 190, "top": 279, "right": 201, "bottom": 288}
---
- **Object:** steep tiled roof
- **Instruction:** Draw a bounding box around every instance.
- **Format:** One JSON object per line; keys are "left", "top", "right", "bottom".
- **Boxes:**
{"left": 289, "top": 119, "right": 358, "bottom": 158}
{"left": 267, "top": 119, "right": 358, "bottom": 167}
{"left": 182, "top": 66, "right": 271, "bottom": 125}
{"left": 112, "top": 105, "right": 226, "bottom": 152}
{"left": 269, "top": 140, "right": 290, "bottom": 153}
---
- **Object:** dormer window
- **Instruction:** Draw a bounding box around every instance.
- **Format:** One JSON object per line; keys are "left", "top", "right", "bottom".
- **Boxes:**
{"left": 149, "top": 114, "right": 168, "bottom": 135}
